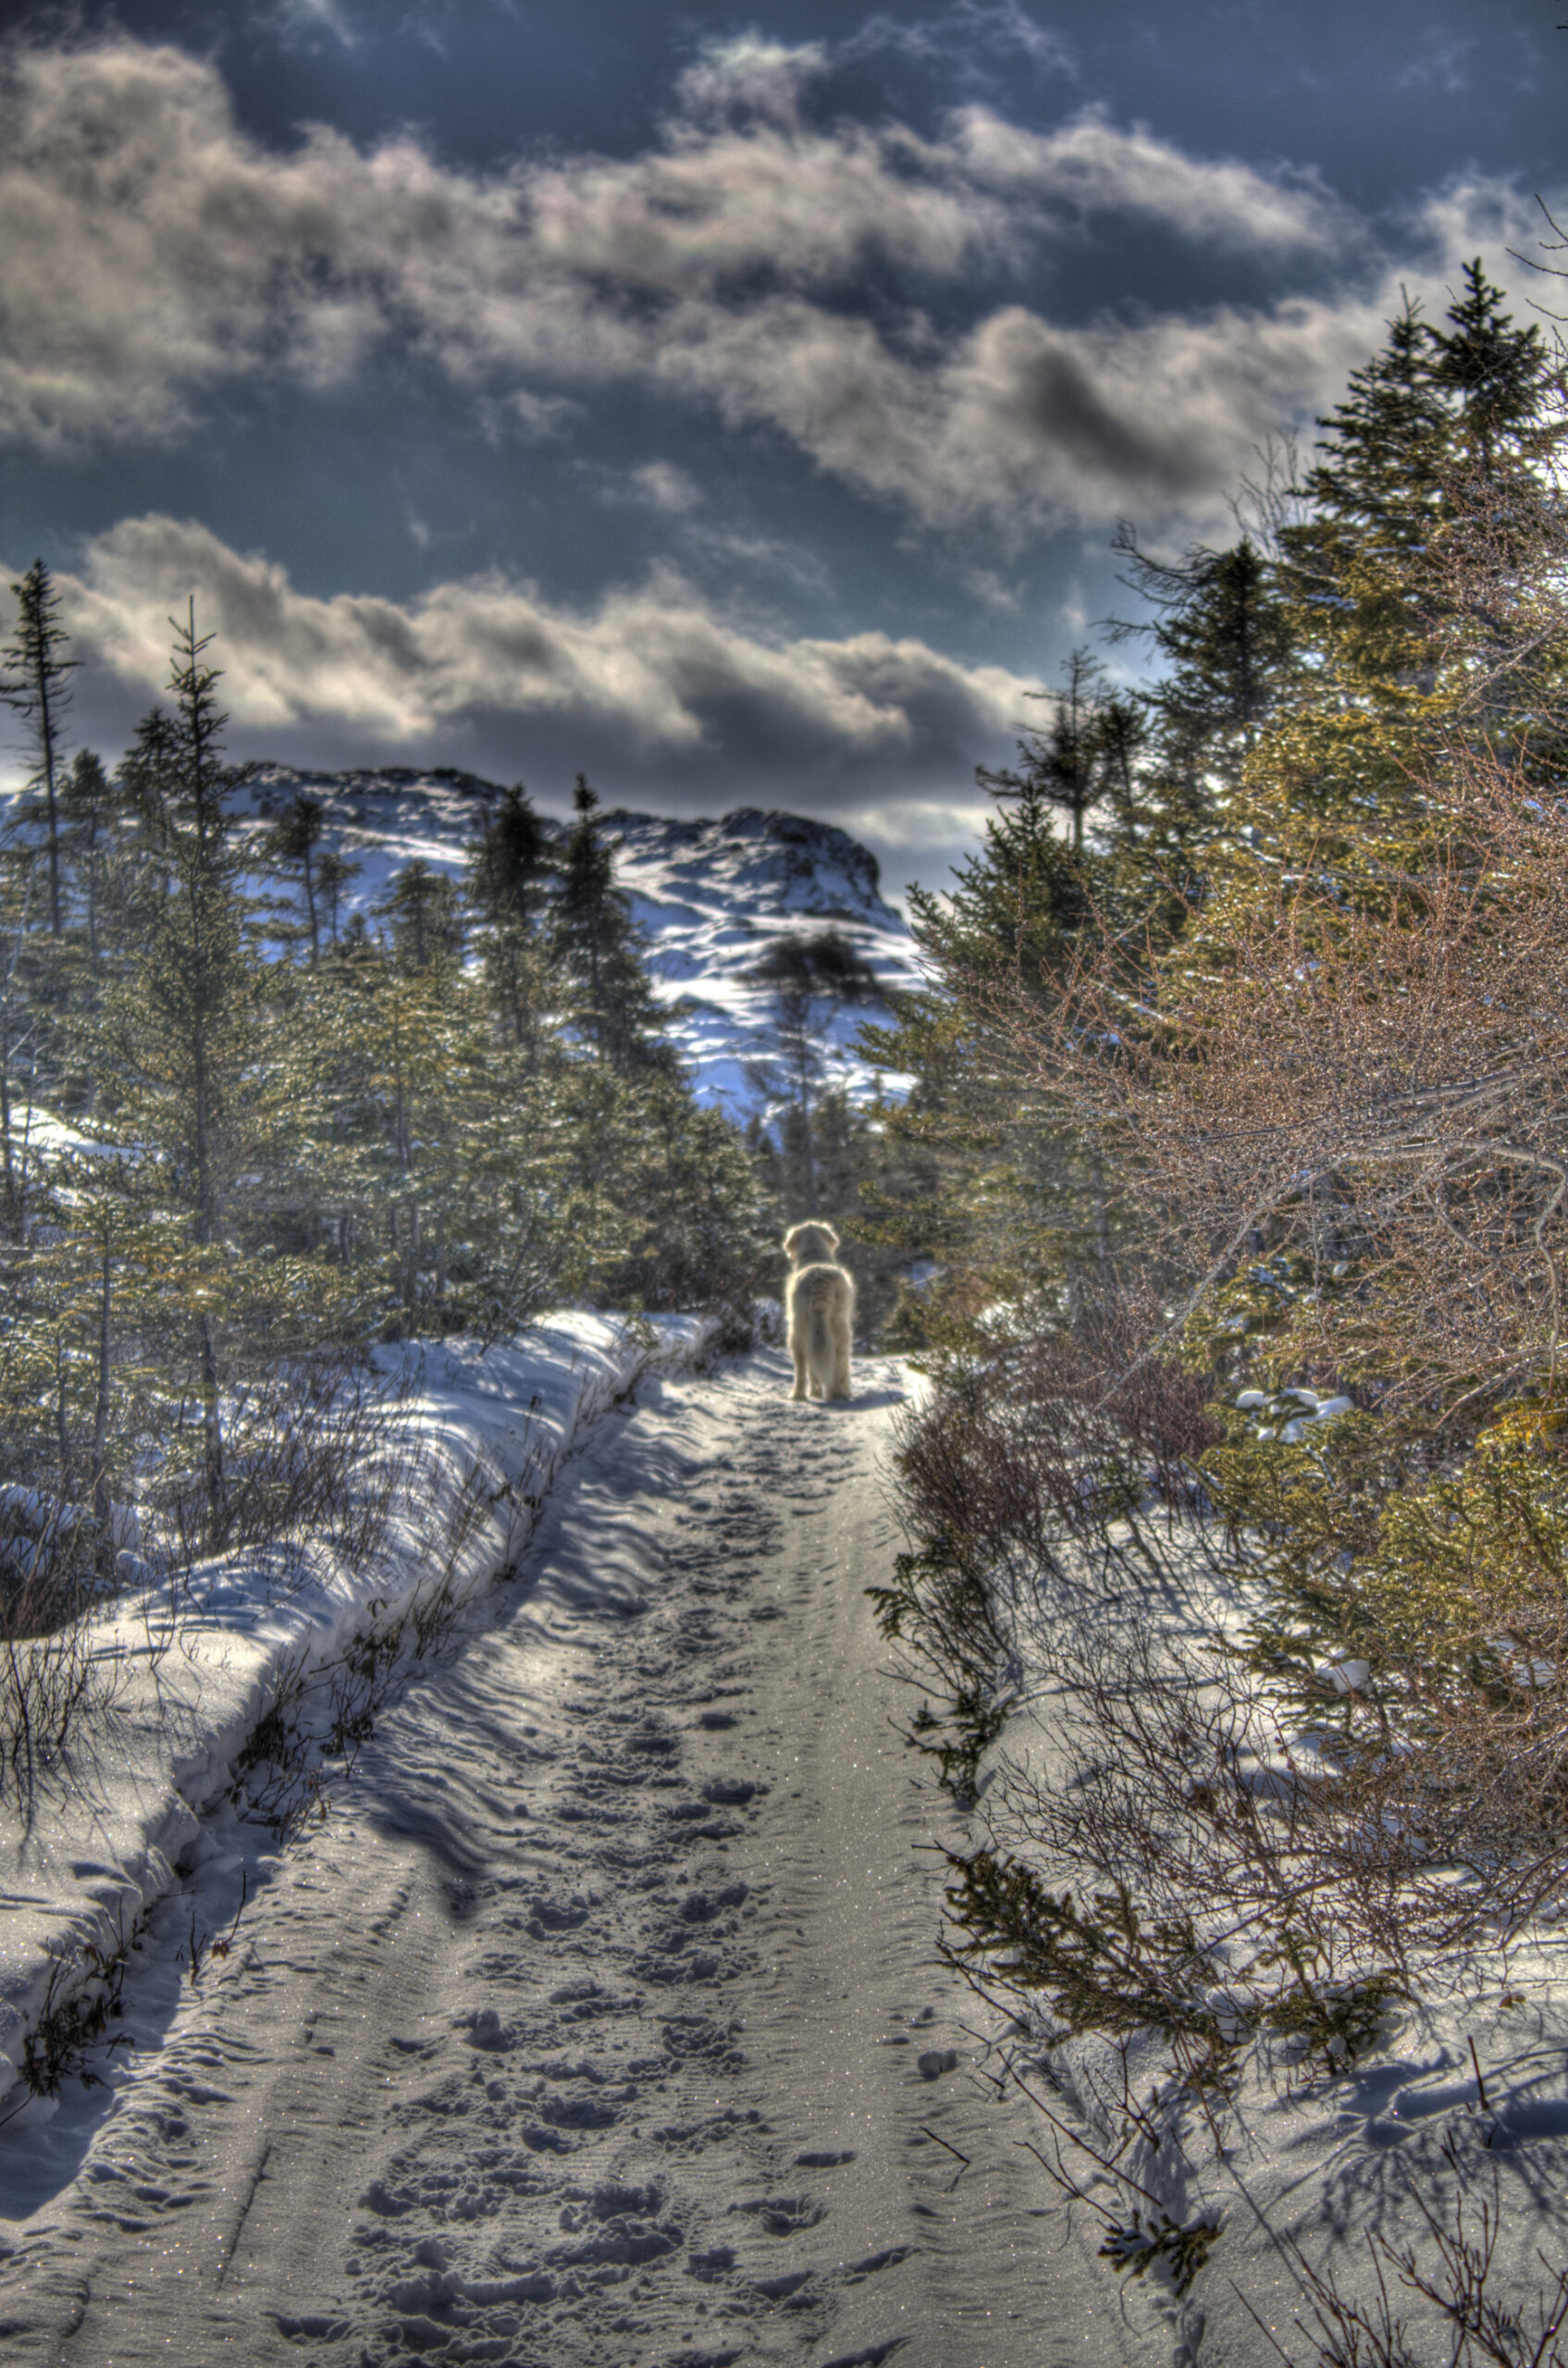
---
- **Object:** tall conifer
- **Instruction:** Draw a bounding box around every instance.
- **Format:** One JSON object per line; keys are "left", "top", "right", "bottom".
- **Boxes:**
{"left": 553, "top": 778, "right": 671, "bottom": 1075}
{"left": 1, "top": 561, "right": 76, "bottom": 939}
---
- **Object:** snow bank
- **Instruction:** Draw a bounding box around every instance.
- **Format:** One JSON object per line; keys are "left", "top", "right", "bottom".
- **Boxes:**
{"left": 978, "top": 1584, "right": 1568, "bottom": 2365}
{"left": 0, "top": 1313, "right": 711, "bottom": 2112}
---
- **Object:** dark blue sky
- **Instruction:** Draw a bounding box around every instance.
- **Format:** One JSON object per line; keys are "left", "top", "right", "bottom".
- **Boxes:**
{"left": 3, "top": 0, "right": 1563, "bottom": 897}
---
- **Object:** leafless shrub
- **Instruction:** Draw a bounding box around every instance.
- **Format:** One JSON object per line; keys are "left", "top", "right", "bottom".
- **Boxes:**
{"left": 962, "top": 1618, "right": 1431, "bottom": 2036}
{"left": 0, "top": 1528, "right": 116, "bottom": 1791}
{"left": 876, "top": 1289, "right": 1236, "bottom": 1802}
{"left": 946, "top": 1992, "right": 1228, "bottom": 2300}
{"left": 0, "top": 1483, "right": 111, "bottom": 1630}
{"left": 698, "top": 1296, "right": 759, "bottom": 1361}
{"left": 231, "top": 1442, "right": 530, "bottom": 1838}
{"left": 1243, "top": 2140, "right": 1568, "bottom": 2368}
{"left": 993, "top": 745, "right": 1568, "bottom": 1418}
{"left": 145, "top": 1352, "right": 419, "bottom": 1589}
{"left": 895, "top": 1298, "right": 1225, "bottom": 1612}
{"left": 0, "top": 1910, "right": 138, "bottom": 2128}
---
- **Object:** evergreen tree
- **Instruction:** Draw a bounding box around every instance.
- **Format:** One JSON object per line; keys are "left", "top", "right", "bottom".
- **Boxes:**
{"left": 267, "top": 791, "right": 327, "bottom": 962}
{"left": 469, "top": 783, "right": 549, "bottom": 930}
{"left": 1280, "top": 266, "right": 1568, "bottom": 722}
{"left": 1433, "top": 258, "right": 1562, "bottom": 487}
{"left": 315, "top": 848, "right": 362, "bottom": 948}
{"left": 1107, "top": 531, "right": 1294, "bottom": 819}
{"left": 93, "top": 607, "right": 273, "bottom": 1540}
{"left": 558, "top": 1056, "right": 766, "bottom": 1314}
{"left": 376, "top": 858, "right": 463, "bottom": 972}
{"left": 1, "top": 560, "right": 76, "bottom": 939}
{"left": 467, "top": 784, "right": 555, "bottom": 1054}
{"left": 984, "top": 648, "right": 1131, "bottom": 858}
{"left": 745, "top": 931, "right": 880, "bottom": 1215}
{"left": 0, "top": 844, "right": 43, "bottom": 1234}
{"left": 60, "top": 750, "right": 115, "bottom": 975}
{"left": 552, "top": 777, "right": 672, "bottom": 1075}
{"left": 859, "top": 739, "right": 1136, "bottom": 1326}
{"left": 912, "top": 749, "right": 1095, "bottom": 1003}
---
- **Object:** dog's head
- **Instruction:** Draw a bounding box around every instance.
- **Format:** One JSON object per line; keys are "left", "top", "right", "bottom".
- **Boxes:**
{"left": 783, "top": 1221, "right": 840, "bottom": 1267}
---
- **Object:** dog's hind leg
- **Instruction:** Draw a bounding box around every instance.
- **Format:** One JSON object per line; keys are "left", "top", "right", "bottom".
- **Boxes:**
{"left": 789, "top": 1332, "right": 809, "bottom": 1400}
{"left": 809, "top": 1307, "right": 833, "bottom": 1399}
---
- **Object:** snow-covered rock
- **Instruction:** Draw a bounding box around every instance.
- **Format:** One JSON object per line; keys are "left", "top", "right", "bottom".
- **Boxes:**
{"left": 241, "top": 767, "right": 921, "bottom": 1119}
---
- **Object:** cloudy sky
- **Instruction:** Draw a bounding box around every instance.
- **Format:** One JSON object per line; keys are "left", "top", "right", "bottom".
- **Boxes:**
{"left": 3, "top": 0, "right": 1564, "bottom": 902}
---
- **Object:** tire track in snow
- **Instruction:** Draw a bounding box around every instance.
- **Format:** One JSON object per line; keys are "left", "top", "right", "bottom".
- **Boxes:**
{"left": 0, "top": 1352, "right": 1140, "bottom": 2367}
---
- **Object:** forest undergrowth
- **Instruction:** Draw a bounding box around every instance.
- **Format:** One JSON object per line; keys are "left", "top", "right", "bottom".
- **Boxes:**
{"left": 869, "top": 263, "right": 1568, "bottom": 2359}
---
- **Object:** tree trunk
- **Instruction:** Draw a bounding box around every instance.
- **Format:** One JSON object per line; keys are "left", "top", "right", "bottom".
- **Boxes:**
{"left": 86, "top": 831, "right": 100, "bottom": 968}
{"left": 192, "top": 1014, "right": 213, "bottom": 1246}
{"left": 36, "top": 649, "right": 61, "bottom": 938}
{"left": 56, "top": 1363, "right": 70, "bottom": 1498}
{"left": 404, "top": 1200, "right": 421, "bottom": 1310}
{"left": 302, "top": 846, "right": 319, "bottom": 965}
{"left": 0, "top": 1019, "right": 17, "bottom": 1238}
{"left": 92, "top": 1245, "right": 114, "bottom": 1585}
{"left": 200, "top": 1312, "right": 227, "bottom": 1549}
{"left": 1091, "top": 1141, "right": 1112, "bottom": 1285}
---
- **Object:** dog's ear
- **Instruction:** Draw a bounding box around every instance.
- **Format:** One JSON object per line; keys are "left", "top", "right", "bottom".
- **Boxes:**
{"left": 821, "top": 1225, "right": 840, "bottom": 1253}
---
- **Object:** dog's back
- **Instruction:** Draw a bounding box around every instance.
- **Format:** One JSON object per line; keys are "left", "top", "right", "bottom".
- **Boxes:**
{"left": 783, "top": 1224, "right": 854, "bottom": 1402}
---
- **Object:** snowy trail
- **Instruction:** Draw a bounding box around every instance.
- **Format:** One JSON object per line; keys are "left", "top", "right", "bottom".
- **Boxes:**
{"left": 0, "top": 1351, "right": 1137, "bottom": 2367}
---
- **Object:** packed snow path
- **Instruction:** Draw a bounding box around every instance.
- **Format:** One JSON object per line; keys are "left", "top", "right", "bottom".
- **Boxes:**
{"left": 0, "top": 1353, "right": 1134, "bottom": 2367}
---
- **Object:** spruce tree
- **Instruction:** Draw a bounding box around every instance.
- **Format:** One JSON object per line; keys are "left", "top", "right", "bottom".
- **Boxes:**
{"left": 268, "top": 791, "right": 327, "bottom": 962}
{"left": 469, "top": 783, "right": 549, "bottom": 931}
{"left": 1107, "top": 531, "right": 1294, "bottom": 812}
{"left": 1433, "top": 257, "right": 1563, "bottom": 487}
{"left": 315, "top": 848, "right": 362, "bottom": 948}
{"left": 986, "top": 648, "right": 1127, "bottom": 858}
{"left": 60, "top": 751, "right": 115, "bottom": 975}
{"left": 1281, "top": 267, "right": 1568, "bottom": 714}
{"left": 1, "top": 561, "right": 76, "bottom": 939}
{"left": 552, "top": 777, "right": 672, "bottom": 1074}
{"left": 745, "top": 932, "right": 880, "bottom": 1215}
{"left": 467, "top": 784, "right": 555, "bottom": 1054}
{"left": 375, "top": 859, "right": 463, "bottom": 972}
{"left": 93, "top": 606, "right": 267, "bottom": 1542}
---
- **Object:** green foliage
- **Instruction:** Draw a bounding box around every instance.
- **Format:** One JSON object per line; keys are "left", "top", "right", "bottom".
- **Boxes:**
{"left": 945, "top": 1846, "right": 1234, "bottom": 2067}
{"left": 1255, "top": 1942, "right": 1403, "bottom": 2069}
{"left": 1099, "top": 2214, "right": 1223, "bottom": 2299}
{"left": 0, "top": 599, "right": 764, "bottom": 1623}
{"left": 553, "top": 777, "right": 672, "bottom": 1076}
{"left": 1205, "top": 1389, "right": 1568, "bottom": 1745}
{"left": 871, "top": 257, "right": 1568, "bottom": 2243}
{"left": 1, "top": 558, "right": 76, "bottom": 941}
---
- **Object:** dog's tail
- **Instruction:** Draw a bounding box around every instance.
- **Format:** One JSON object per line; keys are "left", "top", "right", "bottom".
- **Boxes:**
{"left": 813, "top": 1298, "right": 840, "bottom": 1375}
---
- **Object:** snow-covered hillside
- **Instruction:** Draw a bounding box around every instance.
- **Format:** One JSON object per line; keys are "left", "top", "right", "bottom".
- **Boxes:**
{"left": 243, "top": 766, "right": 921, "bottom": 1118}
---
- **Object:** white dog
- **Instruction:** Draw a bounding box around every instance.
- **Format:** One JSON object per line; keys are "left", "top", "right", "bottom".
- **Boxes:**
{"left": 783, "top": 1222, "right": 854, "bottom": 1402}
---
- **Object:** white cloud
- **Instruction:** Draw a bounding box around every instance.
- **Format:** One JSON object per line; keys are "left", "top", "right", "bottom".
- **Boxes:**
{"left": 622, "top": 462, "right": 704, "bottom": 513}
{"left": 951, "top": 104, "right": 1352, "bottom": 255}
{"left": 0, "top": 34, "right": 1552, "bottom": 539}
{"left": 44, "top": 512, "right": 1030, "bottom": 760}
{"left": 645, "top": 285, "right": 1397, "bottom": 537}
{"left": 839, "top": 5, "right": 1077, "bottom": 82}
{"left": 266, "top": 0, "right": 361, "bottom": 47}
{"left": 674, "top": 34, "right": 828, "bottom": 124}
